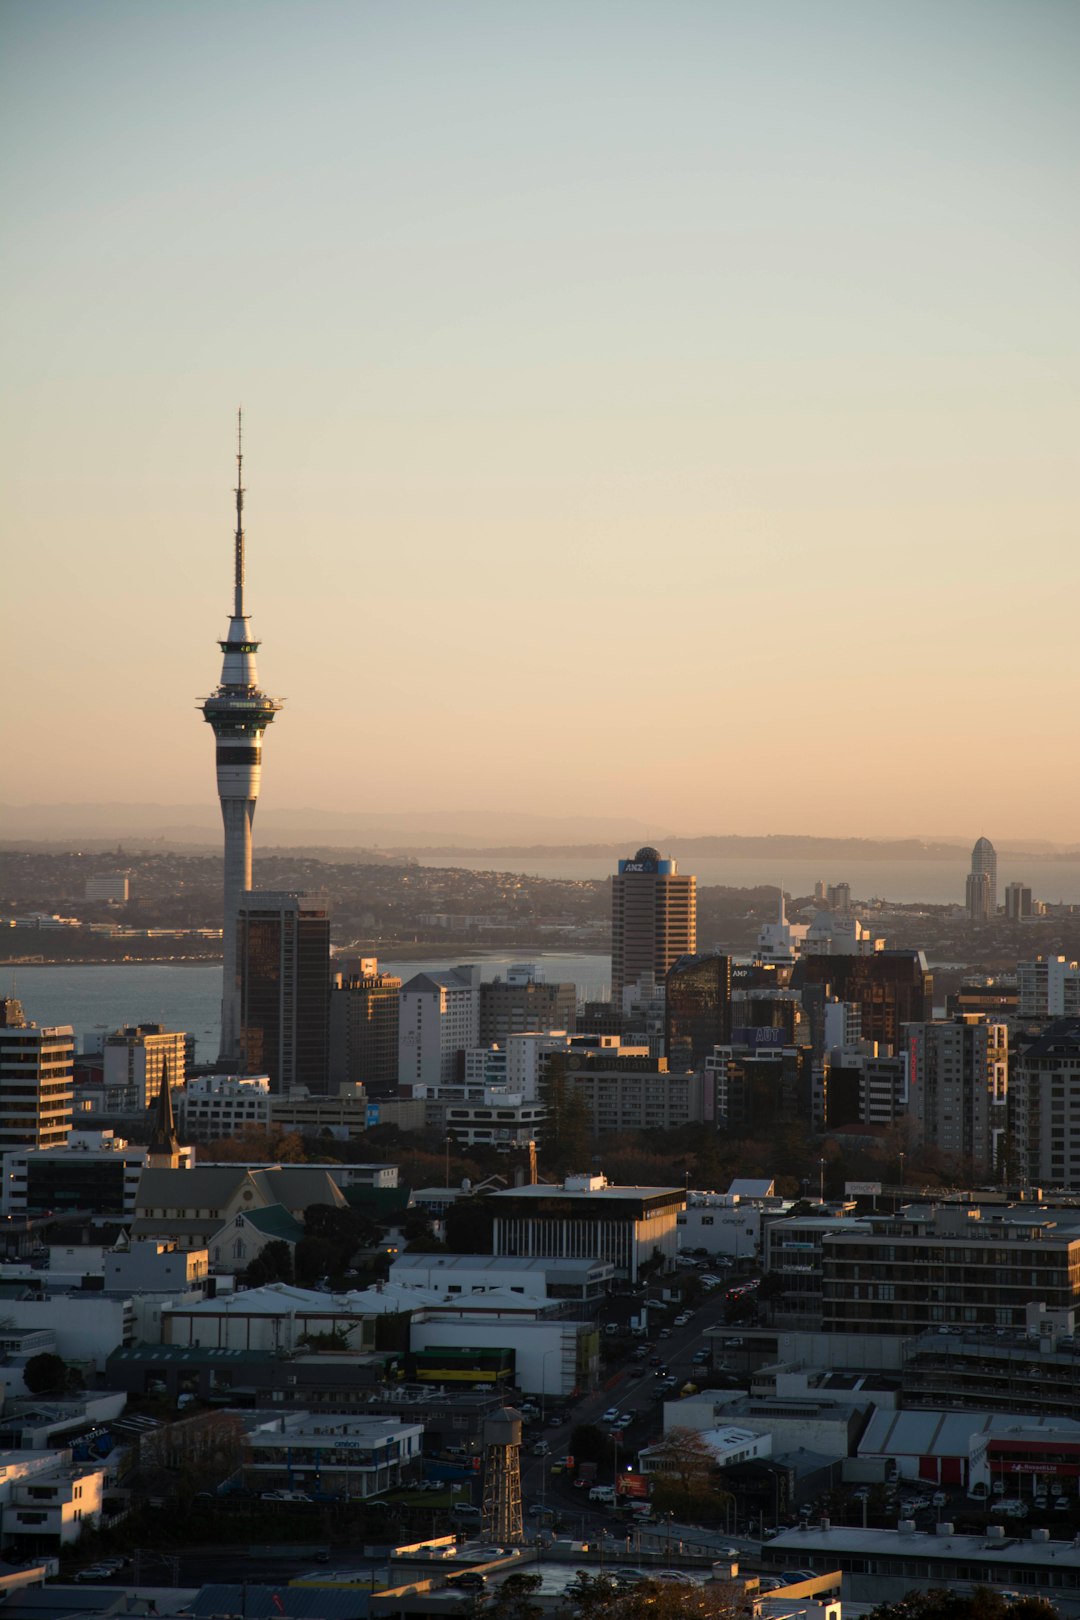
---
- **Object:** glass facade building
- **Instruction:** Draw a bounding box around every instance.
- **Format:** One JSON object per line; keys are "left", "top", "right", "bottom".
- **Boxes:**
{"left": 664, "top": 953, "right": 732, "bottom": 1070}
{"left": 237, "top": 891, "right": 330, "bottom": 1094}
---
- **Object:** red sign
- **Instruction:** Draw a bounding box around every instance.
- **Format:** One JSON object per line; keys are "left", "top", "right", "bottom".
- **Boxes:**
{"left": 618, "top": 1473, "right": 648, "bottom": 1500}
{"left": 1001, "top": 1461, "right": 1079, "bottom": 1476}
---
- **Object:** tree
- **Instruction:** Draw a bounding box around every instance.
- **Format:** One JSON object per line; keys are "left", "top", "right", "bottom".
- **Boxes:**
{"left": 866, "top": 1590, "right": 1059, "bottom": 1620}
{"left": 558, "top": 1573, "right": 745, "bottom": 1620}
{"left": 201, "top": 1125, "right": 306, "bottom": 1162}
{"left": 444, "top": 1196, "right": 495, "bottom": 1253}
{"left": 24, "top": 1351, "right": 71, "bottom": 1395}
{"left": 487, "top": 1572, "right": 544, "bottom": 1620}
{"left": 243, "top": 1239, "right": 294, "bottom": 1287}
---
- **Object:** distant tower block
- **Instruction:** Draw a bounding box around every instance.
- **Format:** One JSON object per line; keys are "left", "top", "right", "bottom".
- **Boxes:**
{"left": 200, "top": 414, "right": 283, "bottom": 1062}
{"left": 481, "top": 1407, "right": 523, "bottom": 1545}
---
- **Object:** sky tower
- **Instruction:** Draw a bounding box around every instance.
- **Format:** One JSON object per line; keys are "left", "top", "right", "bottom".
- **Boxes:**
{"left": 200, "top": 415, "right": 283, "bottom": 1062}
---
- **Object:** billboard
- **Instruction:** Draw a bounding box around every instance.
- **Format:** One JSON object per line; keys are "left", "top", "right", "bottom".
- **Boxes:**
{"left": 730, "top": 1025, "right": 786, "bottom": 1049}
{"left": 845, "top": 1181, "right": 882, "bottom": 1197}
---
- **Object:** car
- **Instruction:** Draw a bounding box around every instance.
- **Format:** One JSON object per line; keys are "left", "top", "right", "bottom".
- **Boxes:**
{"left": 699, "top": 1274, "right": 721, "bottom": 1286}
{"left": 616, "top": 1412, "right": 634, "bottom": 1427}
{"left": 655, "top": 1570, "right": 695, "bottom": 1584}
{"left": 658, "top": 1328, "right": 672, "bottom": 1339}
{"left": 532, "top": 1441, "right": 551, "bottom": 1456}
{"left": 782, "top": 1571, "right": 818, "bottom": 1584}
{"left": 602, "top": 1407, "right": 621, "bottom": 1424}
{"left": 632, "top": 1346, "right": 647, "bottom": 1359}
{"left": 452, "top": 1504, "right": 482, "bottom": 1520}
{"left": 547, "top": 1414, "right": 562, "bottom": 1428}
{"left": 447, "top": 1573, "right": 487, "bottom": 1590}
{"left": 1055, "top": 1497, "right": 1071, "bottom": 1511}
{"left": 74, "top": 1569, "right": 114, "bottom": 1584}
{"left": 757, "top": 1578, "right": 784, "bottom": 1591}
{"left": 932, "top": 1492, "right": 947, "bottom": 1508}
{"left": 648, "top": 1354, "right": 663, "bottom": 1366}
{"left": 674, "top": 1313, "right": 691, "bottom": 1326}
{"left": 261, "top": 1489, "right": 312, "bottom": 1502}
{"left": 692, "top": 1350, "right": 709, "bottom": 1365}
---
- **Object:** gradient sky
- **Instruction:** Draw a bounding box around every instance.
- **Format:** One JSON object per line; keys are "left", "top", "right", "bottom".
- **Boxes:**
{"left": 3, "top": 0, "right": 1077, "bottom": 840}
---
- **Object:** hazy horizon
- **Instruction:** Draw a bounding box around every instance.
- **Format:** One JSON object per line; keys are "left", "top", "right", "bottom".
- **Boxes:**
{"left": 4, "top": 2, "right": 1077, "bottom": 837}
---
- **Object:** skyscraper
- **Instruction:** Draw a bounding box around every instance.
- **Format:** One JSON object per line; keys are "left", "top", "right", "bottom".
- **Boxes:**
{"left": 201, "top": 416, "right": 283, "bottom": 1062}
{"left": 237, "top": 891, "right": 330, "bottom": 1094}
{"left": 968, "top": 837, "right": 997, "bottom": 918}
{"left": 664, "top": 953, "right": 732, "bottom": 1070}
{"left": 610, "top": 848, "right": 696, "bottom": 1009}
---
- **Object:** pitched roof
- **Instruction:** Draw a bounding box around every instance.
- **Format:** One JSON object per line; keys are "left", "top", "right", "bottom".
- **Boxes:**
{"left": 240, "top": 1205, "right": 305, "bottom": 1243}
{"left": 251, "top": 1166, "right": 347, "bottom": 1211}
{"left": 134, "top": 1166, "right": 257, "bottom": 1212}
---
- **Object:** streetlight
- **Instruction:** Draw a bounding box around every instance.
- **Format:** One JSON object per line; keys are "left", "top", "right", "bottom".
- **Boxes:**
{"left": 445, "top": 1134, "right": 453, "bottom": 1192}
{"left": 818, "top": 1158, "right": 825, "bottom": 1204}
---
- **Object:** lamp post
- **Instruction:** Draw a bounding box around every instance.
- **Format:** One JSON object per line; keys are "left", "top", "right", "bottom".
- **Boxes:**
{"left": 445, "top": 1134, "right": 453, "bottom": 1193}
{"left": 897, "top": 1151, "right": 906, "bottom": 1211}
{"left": 818, "top": 1157, "right": 825, "bottom": 1203}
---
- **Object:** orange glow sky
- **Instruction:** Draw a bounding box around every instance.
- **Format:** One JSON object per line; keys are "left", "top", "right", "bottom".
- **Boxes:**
{"left": 3, "top": 1, "right": 1078, "bottom": 840}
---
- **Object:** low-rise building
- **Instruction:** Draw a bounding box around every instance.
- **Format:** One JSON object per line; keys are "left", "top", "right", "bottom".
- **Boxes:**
{"left": 179, "top": 1075, "right": 271, "bottom": 1141}
{"left": 638, "top": 1425, "right": 771, "bottom": 1477}
{"left": 243, "top": 1412, "right": 424, "bottom": 1499}
{"left": 490, "top": 1174, "right": 684, "bottom": 1283}
{"left": 389, "top": 1253, "right": 613, "bottom": 1303}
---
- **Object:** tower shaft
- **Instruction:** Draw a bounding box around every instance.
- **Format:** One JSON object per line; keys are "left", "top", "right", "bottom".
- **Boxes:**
{"left": 200, "top": 415, "right": 283, "bottom": 1063}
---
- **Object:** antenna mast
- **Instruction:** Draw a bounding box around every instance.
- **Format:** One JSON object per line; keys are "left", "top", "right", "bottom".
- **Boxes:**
{"left": 233, "top": 407, "right": 245, "bottom": 618}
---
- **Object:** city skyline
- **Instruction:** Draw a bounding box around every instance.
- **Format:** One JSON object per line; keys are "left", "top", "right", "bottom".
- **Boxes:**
{"left": 3, "top": 1, "right": 1078, "bottom": 838}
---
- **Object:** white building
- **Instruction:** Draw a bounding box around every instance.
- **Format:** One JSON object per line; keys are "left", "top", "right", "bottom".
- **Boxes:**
{"left": 161, "top": 1280, "right": 437, "bottom": 1354}
{"left": 4, "top": 1465, "right": 105, "bottom": 1549}
{"left": 84, "top": 874, "right": 129, "bottom": 903}
{"left": 398, "top": 967, "right": 480, "bottom": 1094}
{"left": 676, "top": 1191, "right": 763, "bottom": 1262}
{"left": 638, "top": 1424, "right": 771, "bottom": 1476}
{"left": 756, "top": 893, "right": 809, "bottom": 966}
{"left": 244, "top": 1412, "right": 424, "bottom": 1499}
{"left": 443, "top": 1090, "right": 546, "bottom": 1147}
{"left": 1018, "top": 956, "right": 1080, "bottom": 1020}
{"left": 804, "top": 913, "right": 883, "bottom": 956}
{"left": 389, "top": 1253, "right": 614, "bottom": 1304}
{"left": 179, "top": 1074, "right": 271, "bottom": 1140}
{"left": 409, "top": 1307, "right": 585, "bottom": 1398}
{"left": 0, "top": 1297, "right": 133, "bottom": 1372}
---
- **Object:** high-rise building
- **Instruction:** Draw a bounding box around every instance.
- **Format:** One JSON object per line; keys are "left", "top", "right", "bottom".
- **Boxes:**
{"left": 966, "top": 870, "right": 991, "bottom": 922}
{"left": 200, "top": 417, "right": 283, "bottom": 1062}
{"left": 610, "top": 847, "right": 696, "bottom": 1009}
{"left": 101, "top": 1024, "right": 186, "bottom": 1112}
{"left": 1017, "top": 956, "right": 1080, "bottom": 1020}
{"left": 1004, "top": 882, "right": 1033, "bottom": 921}
{"left": 969, "top": 837, "right": 997, "bottom": 917}
{"left": 329, "top": 959, "right": 402, "bottom": 1093}
{"left": 237, "top": 891, "right": 331, "bottom": 1094}
{"left": 398, "top": 966, "right": 480, "bottom": 1095}
{"left": 0, "top": 998, "right": 74, "bottom": 1153}
{"left": 906, "top": 1014, "right": 1008, "bottom": 1174}
{"left": 478, "top": 964, "right": 576, "bottom": 1044}
{"left": 664, "top": 953, "right": 732, "bottom": 1071}
{"left": 791, "top": 951, "right": 933, "bottom": 1055}
{"left": 84, "top": 874, "right": 129, "bottom": 903}
{"left": 1011, "top": 1019, "right": 1080, "bottom": 1188}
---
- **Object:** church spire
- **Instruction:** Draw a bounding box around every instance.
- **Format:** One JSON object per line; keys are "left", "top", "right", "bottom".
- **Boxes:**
{"left": 146, "top": 1055, "right": 182, "bottom": 1169}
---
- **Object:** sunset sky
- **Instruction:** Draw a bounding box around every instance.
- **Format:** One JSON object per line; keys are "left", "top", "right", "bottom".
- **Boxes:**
{"left": 3, "top": 0, "right": 1077, "bottom": 840}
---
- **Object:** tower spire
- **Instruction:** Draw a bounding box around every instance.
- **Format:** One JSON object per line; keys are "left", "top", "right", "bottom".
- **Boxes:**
{"left": 234, "top": 407, "right": 245, "bottom": 619}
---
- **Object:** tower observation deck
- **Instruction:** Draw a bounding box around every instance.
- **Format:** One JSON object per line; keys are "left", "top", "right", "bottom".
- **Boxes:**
{"left": 200, "top": 414, "right": 283, "bottom": 1062}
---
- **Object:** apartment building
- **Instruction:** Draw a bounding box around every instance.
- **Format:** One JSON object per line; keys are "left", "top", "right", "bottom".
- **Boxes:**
{"left": 0, "top": 999, "right": 74, "bottom": 1153}
{"left": 821, "top": 1203, "right": 1080, "bottom": 1334}
{"left": 906, "top": 1014, "right": 1007, "bottom": 1173}
{"left": 1009, "top": 1018, "right": 1080, "bottom": 1188}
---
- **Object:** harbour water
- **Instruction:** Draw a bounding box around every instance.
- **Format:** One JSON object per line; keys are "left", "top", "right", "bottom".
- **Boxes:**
{"left": 3, "top": 953, "right": 612, "bottom": 1063}
{"left": 410, "top": 851, "right": 1080, "bottom": 906}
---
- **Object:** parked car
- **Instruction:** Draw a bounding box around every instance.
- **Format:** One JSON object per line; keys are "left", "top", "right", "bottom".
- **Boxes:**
{"left": 532, "top": 1441, "right": 551, "bottom": 1456}
{"left": 447, "top": 1573, "right": 486, "bottom": 1590}
{"left": 261, "top": 1490, "right": 312, "bottom": 1503}
{"left": 602, "top": 1407, "right": 621, "bottom": 1424}
{"left": 74, "top": 1569, "right": 114, "bottom": 1584}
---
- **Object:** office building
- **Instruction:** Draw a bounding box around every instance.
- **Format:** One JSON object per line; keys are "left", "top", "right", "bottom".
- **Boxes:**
{"left": 1017, "top": 955, "right": 1080, "bottom": 1020}
{"left": 101, "top": 1023, "right": 186, "bottom": 1112}
{"left": 398, "top": 966, "right": 480, "bottom": 1094}
{"left": 180, "top": 1074, "right": 272, "bottom": 1141}
{"left": 610, "top": 847, "right": 696, "bottom": 1008}
{"left": 566, "top": 1053, "right": 709, "bottom": 1136}
{"left": 490, "top": 1173, "right": 685, "bottom": 1282}
{"left": 1010, "top": 1018, "right": 1080, "bottom": 1188}
{"left": 906, "top": 1014, "right": 1008, "bottom": 1174}
{"left": 329, "top": 958, "right": 401, "bottom": 1091}
{"left": 1004, "top": 881, "right": 1033, "bottom": 921}
{"left": 84, "top": 874, "right": 129, "bottom": 903}
{"left": 200, "top": 418, "right": 284, "bottom": 1061}
{"left": 0, "top": 998, "right": 74, "bottom": 1154}
{"left": 966, "top": 870, "right": 991, "bottom": 922}
{"left": 791, "top": 950, "right": 932, "bottom": 1054}
{"left": 755, "top": 890, "right": 809, "bottom": 965}
{"left": 664, "top": 953, "right": 732, "bottom": 1070}
{"left": 968, "top": 835, "right": 997, "bottom": 917}
{"left": 0, "top": 1130, "right": 169, "bottom": 1217}
{"left": 821, "top": 1203, "right": 1080, "bottom": 1335}
{"left": 237, "top": 891, "right": 331, "bottom": 1094}
{"left": 478, "top": 963, "right": 576, "bottom": 1044}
